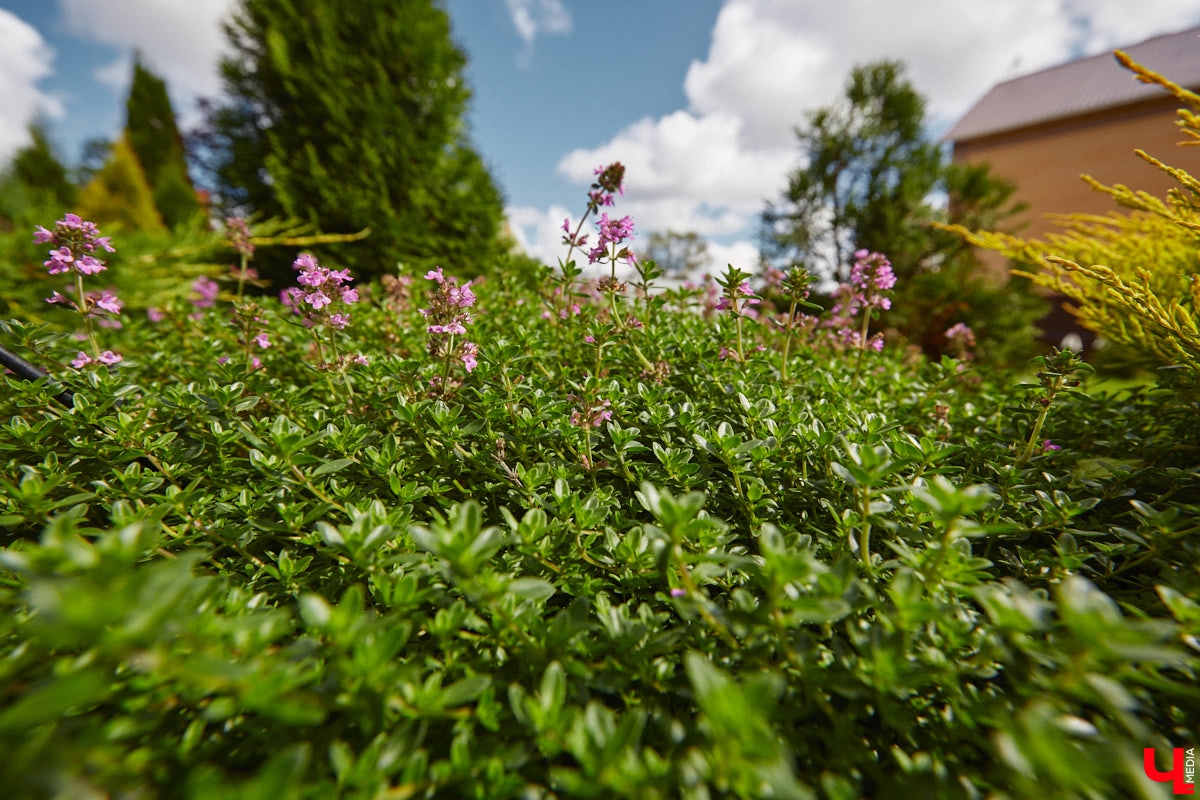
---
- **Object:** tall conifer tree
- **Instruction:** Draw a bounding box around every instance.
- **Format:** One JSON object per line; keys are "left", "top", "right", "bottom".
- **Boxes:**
{"left": 77, "top": 136, "right": 166, "bottom": 233}
{"left": 7, "top": 124, "right": 76, "bottom": 209}
{"left": 207, "top": 0, "right": 506, "bottom": 278}
{"left": 125, "top": 55, "right": 202, "bottom": 228}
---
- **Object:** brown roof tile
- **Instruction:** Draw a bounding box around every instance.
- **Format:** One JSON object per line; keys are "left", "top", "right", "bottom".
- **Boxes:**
{"left": 945, "top": 26, "right": 1200, "bottom": 142}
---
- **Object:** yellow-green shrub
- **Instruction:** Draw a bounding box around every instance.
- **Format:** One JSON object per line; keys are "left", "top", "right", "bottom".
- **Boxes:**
{"left": 940, "top": 51, "right": 1200, "bottom": 383}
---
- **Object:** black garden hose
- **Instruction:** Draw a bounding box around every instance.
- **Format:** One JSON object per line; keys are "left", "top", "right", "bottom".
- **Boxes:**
{"left": 0, "top": 342, "right": 75, "bottom": 408}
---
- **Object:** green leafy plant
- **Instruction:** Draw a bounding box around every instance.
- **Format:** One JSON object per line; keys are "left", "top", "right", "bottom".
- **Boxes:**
{"left": 0, "top": 166, "right": 1197, "bottom": 800}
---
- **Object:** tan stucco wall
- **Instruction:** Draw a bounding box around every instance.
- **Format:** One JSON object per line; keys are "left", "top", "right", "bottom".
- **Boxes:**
{"left": 951, "top": 95, "right": 1200, "bottom": 277}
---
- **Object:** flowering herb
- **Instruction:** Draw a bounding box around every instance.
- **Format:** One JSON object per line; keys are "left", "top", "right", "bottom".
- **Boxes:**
{"left": 284, "top": 252, "right": 365, "bottom": 372}
{"left": 945, "top": 322, "right": 977, "bottom": 360}
{"left": 714, "top": 264, "right": 761, "bottom": 362}
{"left": 35, "top": 214, "right": 122, "bottom": 367}
{"left": 1017, "top": 346, "right": 1092, "bottom": 463}
{"left": 421, "top": 266, "right": 480, "bottom": 392}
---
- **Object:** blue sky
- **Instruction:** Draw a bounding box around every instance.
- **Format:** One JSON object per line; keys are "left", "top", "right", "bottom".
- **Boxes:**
{"left": 3, "top": 0, "right": 1200, "bottom": 271}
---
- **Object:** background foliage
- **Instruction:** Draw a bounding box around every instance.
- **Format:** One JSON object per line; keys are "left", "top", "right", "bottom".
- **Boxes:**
{"left": 197, "top": 0, "right": 509, "bottom": 281}
{"left": 762, "top": 61, "right": 1046, "bottom": 364}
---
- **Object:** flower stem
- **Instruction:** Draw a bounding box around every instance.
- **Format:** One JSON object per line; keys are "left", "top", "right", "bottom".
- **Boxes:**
{"left": 1018, "top": 383, "right": 1060, "bottom": 464}
{"left": 781, "top": 298, "right": 797, "bottom": 382}
{"left": 441, "top": 333, "right": 455, "bottom": 393}
{"left": 236, "top": 252, "right": 249, "bottom": 301}
{"left": 74, "top": 272, "right": 100, "bottom": 358}
{"left": 852, "top": 308, "right": 873, "bottom": 385}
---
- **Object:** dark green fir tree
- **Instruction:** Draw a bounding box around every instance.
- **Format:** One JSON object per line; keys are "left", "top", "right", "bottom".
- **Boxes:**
{"left": 203, "top": 0, "right": 507, "bottom": 279}
{"left": 6, "top": 123, "right": 77, "bottom": 210}
{"left": 125, "top": 55, "right": 202, "bottom": 229}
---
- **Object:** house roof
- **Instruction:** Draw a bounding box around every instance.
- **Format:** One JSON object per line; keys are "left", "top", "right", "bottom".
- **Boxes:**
{"left": 945, "top": 26, "right": 1200, "bottom": 142}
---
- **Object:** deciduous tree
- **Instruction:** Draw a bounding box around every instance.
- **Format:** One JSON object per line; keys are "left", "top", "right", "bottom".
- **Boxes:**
{"left": 762, "top": 60, "right": 1043, "bottom": 362}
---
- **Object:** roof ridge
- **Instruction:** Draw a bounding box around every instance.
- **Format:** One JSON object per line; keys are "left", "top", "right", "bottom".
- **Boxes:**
{"left": 990, "top": 25, "right": 1200, "bottom": 88}
{"left": 946, "top": 24, "right": 1200, "bottom": 143}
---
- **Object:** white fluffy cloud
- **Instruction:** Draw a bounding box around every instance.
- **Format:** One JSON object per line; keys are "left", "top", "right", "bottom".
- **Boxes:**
{"left": 0, "top": 9, "right": 65, "bottom": 165}
{"left": 547, "top": 0, "right": 1200, "bottom": 265}
{"left": 59, "top": 0, "right": 236, "bottom": 117}
{"left": 507, "top": 203, "right": 573, "bottom": 268}
{"left": 504, "top": 0, "right": 571, "bottom": 47}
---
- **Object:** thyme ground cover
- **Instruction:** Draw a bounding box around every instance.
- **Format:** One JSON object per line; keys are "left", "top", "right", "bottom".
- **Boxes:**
{"left": 1, "top": 188, "right": 1198, "bottom": 798}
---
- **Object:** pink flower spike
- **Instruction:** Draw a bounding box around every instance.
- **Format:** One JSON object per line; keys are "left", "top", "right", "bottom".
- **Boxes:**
{"left": 296, "top": 268, "right": 326, "bottom": 287}
{"left": 306, "top": 290, "right": 331, "bottom": 310}
{"left": 254, "top": 333, "right": 271, "bottom": 348}
{"left": 340, "top": 287, "right": 359, "bottom": 303}
{"left": 94, "top": 292, "right": 122, "bottom": 314}
{"left": 76, "top": 254, "right": 106, "bottom": 275}
{"left": 293, "top": 252, "right": 319, "bottom": 271}
{"left": 45, "top": 247, "right": 74, "bottom": 274}
{"left": 96, "top": 351, "right": 123, "bottom": 365}
{"left": 425, "top": 267, "right": 444, "bottom": 283}
{"left": 191, "top": 276, "right": 219, "bottom": 308}
{"left": 71, "top": 352, "right": 92, "bottom": 368}
{"left": 33, "top": 225, "right": 54, "bottom": 243}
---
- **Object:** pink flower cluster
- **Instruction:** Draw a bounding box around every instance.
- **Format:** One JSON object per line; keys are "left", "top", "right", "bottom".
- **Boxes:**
{"left": 827, "top": 250, "right": 896, "bottom": 351}
{"left": 283, "top": 252, "right": 359, "bottom": 329}
{"left": 589, "top": 162, "right": 625, "bottom": 210}
{"left": 562, "top": 163, "right": 627, "bottom": 255}
{"left": 34, "top": 213, "right": 114, "bottom": 276}
{"left": 225, "top": 216, "right": 255, "bottom": 257}
{"left": 72, "top": 351, "right": 122, "bottom": 368}
{"left": 847, "top": 250, "right": 896, "bottom": 311}
{"left": 570, "top": 397, "right": 612, "bottom": 428}
{"left": 945, "top": 322, "right": 977, "bottom": 359}
{"left": 588, "top": 213, "right": 636, "bottom": 266}
{"left": 46, "top": 289, "right": 122, "bottom": 317}
{"left": 715, "top": 281, "right": 761, "bottom": 318}
{"left": 421, "top": 267, "right": 480, "bottom": 373}
{"left": 191, "top": 276, "right": 220, "bottom": 312}
{"left": 36, "top": 215, "right": 124, "bottom": 368}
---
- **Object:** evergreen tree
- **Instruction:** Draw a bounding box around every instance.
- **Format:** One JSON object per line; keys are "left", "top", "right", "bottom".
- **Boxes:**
{"left": 7, "top": 123, "right": 77, "bottom": 210}
{"left": 77, "top": 136, "right": 166, "bottom": 234}
{"left": 125, "top": 55, "right": 201, "bottom": 228}
{"left": 206, "top": 0, "right": 506, "bottom": 279}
